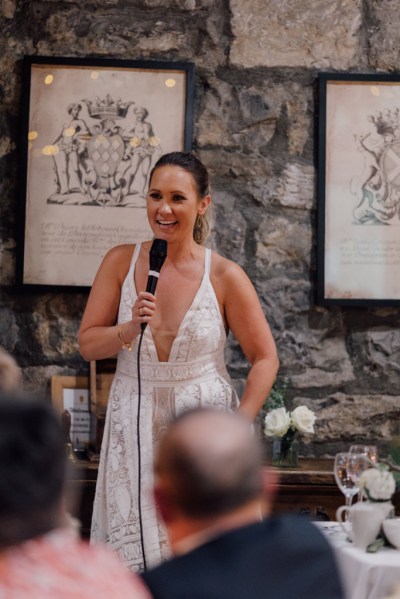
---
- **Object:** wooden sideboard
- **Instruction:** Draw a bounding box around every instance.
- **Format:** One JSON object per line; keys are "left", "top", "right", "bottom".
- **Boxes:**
{"left": 271, "top": 458, "right": 346, "bottom": 521}
{"left": 67, "top": 460, "right": 99, "bottom": 539}
{"left": 67, "top": 457, "right": 400, "bottom": 538}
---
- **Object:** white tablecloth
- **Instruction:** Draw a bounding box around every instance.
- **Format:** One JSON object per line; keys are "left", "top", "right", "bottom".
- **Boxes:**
{"left": 315, "top": 522, "right": 400, "bottom": 599}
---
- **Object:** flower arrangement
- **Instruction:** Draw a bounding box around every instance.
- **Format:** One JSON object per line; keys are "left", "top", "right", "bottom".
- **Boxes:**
{"left": 359, "top": 465, "right": 396, "bottom": 502}
{"left": 264, "top": 405, "right": 316, "bottom": 439}
{"left": 263, "top": 376, "right": 316, "bottom": 466}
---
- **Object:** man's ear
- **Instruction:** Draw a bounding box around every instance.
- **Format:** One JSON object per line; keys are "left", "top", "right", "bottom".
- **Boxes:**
{"left": 261, "top": 467, "right": 280, "bottom": 516}
{"left": 154, "top": 486, "right": 175, "bottom": 525}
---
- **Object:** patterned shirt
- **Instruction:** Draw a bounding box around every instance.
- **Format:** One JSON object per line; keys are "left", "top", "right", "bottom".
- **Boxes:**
{"left": 0, "top": 528, "right": 152, "bottom": 599}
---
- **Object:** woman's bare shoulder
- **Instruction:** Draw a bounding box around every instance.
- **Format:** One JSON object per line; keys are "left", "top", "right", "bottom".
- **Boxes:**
{"left": 96, "top": 243, "right": 137, "bottom": 283}
{"left": 211, "top": 250, "right": 248, "bottom": 282}
{"left": 210, "top": 251, "right": 253, "bottom": 307}
{"left": 103, "top": 243, "right": 134, "bottom": 264}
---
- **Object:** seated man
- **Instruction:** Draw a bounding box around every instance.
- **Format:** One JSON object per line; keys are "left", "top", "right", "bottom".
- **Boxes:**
{"left": 141, "top": 407, "right": 344, "bottom": 599}
{"left": 0, "top": 393, "right": 151, "bottom": 599}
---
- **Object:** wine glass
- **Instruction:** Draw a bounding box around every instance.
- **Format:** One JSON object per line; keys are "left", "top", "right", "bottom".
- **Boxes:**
{"left": 349, "top": 444, "right": 378, "bottom": 464}
{"left": 349, "top": 445, "right": 378, "bottom": 500}
{"left": 334, "top": 452, "right": 360, "bottom": 514}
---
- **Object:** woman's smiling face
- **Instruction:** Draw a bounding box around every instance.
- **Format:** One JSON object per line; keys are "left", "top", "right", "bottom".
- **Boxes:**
{"left": 146, "top": 165, "right": 209, "bottom": 243}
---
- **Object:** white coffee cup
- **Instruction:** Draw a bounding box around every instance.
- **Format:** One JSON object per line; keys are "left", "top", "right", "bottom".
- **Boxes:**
{"left": 336, "top": 503, "right": 384, "bottom": 550}
{"left": 382, "top": 518, "right": 400, "bottom": 549}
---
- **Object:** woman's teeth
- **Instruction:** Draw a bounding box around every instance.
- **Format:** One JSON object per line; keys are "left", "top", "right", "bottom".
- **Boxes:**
{"left": 158, "top": 220, "right": 177, "bottom": 226}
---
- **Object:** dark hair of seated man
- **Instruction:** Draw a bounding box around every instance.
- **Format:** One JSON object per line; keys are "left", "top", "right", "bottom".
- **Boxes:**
{"left": 0, "top": 394, "right": 66, "bottom": 548}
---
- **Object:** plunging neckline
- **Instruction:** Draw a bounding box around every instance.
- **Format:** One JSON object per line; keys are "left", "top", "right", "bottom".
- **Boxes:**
{"left": 132, "top": 248, "right": 209, "bottom": 364}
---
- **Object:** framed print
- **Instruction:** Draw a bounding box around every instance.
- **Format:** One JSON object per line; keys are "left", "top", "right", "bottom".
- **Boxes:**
{"left": 51, "top": 375, "right": 90, "bottom": 451}
{"left": 317, "top": 72, "right": 400, "bottom": 306}
{"left": 17, "top": 56, "right": 195, "bottom": 290}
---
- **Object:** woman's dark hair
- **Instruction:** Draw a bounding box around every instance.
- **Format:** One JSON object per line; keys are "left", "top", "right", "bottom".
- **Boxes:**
{"left": 149, "top": 152, "right": 211, "bottom": 245}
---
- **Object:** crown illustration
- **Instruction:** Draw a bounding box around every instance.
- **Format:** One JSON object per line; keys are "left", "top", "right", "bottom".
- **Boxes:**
{"left": 81, "top": 95, "right": 133, "bottom": 120}
{"left": 368, "top": 109, "right": 400, "bottom": 137}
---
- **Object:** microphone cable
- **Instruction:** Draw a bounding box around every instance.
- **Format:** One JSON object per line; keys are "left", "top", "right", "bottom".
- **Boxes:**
{"left": 136, "top": 326, "right": 147, "bottom": 571}
{"left": 135, "top": 238, "right": 167, "bottom": 572}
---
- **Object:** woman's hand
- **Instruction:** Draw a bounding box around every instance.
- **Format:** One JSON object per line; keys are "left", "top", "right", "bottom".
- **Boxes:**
{"left": 115, "top": 291, "right": 156, "bottom": 351}
{"left": 122, "top": 292, "right": 156, "bottom": 340}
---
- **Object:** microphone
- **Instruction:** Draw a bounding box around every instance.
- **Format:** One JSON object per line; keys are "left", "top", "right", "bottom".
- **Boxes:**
{"left": 141, "top": 238, "right": 168, "bottom": 331}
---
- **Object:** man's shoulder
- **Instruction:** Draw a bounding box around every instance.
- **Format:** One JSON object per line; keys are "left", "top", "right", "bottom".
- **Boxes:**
{"left": 141, "top": 515, "right": 331, "bottom": 581}
{"left": 227, "top": 514, "right": 331, "bottom": 550}
{"left": 140, "top": 516, "right": 343, "bottom": 599}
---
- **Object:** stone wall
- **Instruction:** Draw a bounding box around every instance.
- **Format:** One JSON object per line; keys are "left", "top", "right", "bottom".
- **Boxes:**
{"left": 1, "top": 0, "right": 400, "bottom": 457}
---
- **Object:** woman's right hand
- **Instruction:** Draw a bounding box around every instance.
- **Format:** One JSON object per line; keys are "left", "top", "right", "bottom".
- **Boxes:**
{"left": 130, "top": 291, "right": 157, "bottom": 331}
{"left": 117, "top": 292, "right": 157, "bottom": 347}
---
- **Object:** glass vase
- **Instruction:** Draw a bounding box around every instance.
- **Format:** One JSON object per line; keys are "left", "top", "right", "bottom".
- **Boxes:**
{"left": 272, "top": 436, "right": 299, "bottom": 467}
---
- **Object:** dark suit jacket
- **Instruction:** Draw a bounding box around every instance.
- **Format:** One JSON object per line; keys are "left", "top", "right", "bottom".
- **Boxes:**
{"left": 141, "top": 514, "right": 344, "bottom": 599}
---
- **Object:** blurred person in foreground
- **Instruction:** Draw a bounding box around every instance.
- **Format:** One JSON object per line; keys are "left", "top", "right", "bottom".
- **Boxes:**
{"left": 0, "top": 345, "right": 22, "bottom": 392}
{"left": 140, "top": 407, "right": 344, "bottom": 599}
{"left": 0, "top": 393, "right": 151, "bottom": 599}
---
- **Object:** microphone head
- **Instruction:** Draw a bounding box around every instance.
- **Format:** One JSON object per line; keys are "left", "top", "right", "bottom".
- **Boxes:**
{"left": 149, "top": 238, "right": 168, "bottom": 273}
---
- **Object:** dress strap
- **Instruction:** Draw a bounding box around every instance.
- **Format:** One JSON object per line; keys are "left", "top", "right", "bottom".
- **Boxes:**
{"left": 130, "top": 242, "right": 142, "bottom": 268}
{"left": 125, "top": 242, "right": 142, "bottom": 299}
{"left": 204, "top": 248, "right": 211, "bottom": 277}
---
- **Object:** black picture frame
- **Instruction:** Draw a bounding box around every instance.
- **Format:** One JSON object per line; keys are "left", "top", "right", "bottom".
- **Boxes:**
{"left": 317, "top": 72, "right": 400, "bottom": 306}
{"left": 17, "top": 55, "right": 195, "bottom": 291}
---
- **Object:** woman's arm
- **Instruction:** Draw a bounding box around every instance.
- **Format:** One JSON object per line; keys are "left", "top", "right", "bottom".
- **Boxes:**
{"left": 214, "top": 257, "right": 279, "bottom": 422}
{"left": 78, "top": 245, "right": 155, "bottom": 361}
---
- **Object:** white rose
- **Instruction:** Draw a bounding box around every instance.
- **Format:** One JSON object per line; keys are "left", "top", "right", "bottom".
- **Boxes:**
{"left": 264, "top": 407, "right": 291, "bottom": 438}
{"left": 359, "top": 467, "right": 396, "bottom": 501}
{"left": 291, "top": 406, "right": 316, "bottom": 434}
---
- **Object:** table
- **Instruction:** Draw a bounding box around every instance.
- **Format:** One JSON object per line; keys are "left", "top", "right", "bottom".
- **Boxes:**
{"left": 316, "top": 522, "right": 400, "bottom": 599}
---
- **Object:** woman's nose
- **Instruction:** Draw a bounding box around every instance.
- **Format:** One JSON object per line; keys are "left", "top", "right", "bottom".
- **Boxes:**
{"left": 158, "top": 200, "right": 173, "bottom": 214}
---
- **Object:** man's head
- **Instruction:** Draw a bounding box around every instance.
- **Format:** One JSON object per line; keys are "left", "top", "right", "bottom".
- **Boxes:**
{"left": 0, "top": 394, "right": 67, "bottom": 547}
{"left": 154, "top": 408, "right": 277, "bottom": 547}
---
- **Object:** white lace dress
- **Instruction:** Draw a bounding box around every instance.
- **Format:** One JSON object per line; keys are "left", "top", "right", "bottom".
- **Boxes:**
{"left": 90, "top": 244, "right": 239, "bottom": 572}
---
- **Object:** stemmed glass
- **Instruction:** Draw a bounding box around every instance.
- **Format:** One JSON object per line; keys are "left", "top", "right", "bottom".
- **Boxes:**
{"left": 334, "top": 452, "right": 360, "bottom": 515}
{"left": 349, "top": 444, "right": 378, "bottom": 464}
{"left": 349, "top": 445, "right": 378, "bottom": 501}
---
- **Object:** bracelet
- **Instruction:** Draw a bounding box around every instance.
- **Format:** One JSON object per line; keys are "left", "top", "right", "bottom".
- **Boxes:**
{"left": 117, "top": 324, "right": 132, "bottom": 351}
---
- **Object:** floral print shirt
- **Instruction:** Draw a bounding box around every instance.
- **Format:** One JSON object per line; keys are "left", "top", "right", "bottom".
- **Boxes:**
{"left": 0, "top": 528, "right": 152, "bottom": 599}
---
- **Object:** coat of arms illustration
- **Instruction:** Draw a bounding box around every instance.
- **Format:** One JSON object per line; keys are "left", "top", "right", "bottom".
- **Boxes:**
{"left": 48, "top": 95, "right": 162, "bottom": 207}
{"left": 352, "top": 110, "right": 400, "bottom": 225}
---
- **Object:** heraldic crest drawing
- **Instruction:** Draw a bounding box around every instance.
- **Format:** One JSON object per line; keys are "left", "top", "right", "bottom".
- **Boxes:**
{"left": 47, "top": 95, "right": 162, "bottom": 208}
{"left": 352, "top": 109, "right": 400, "bottom": 226}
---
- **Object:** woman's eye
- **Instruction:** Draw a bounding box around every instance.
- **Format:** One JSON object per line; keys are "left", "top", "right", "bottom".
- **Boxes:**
{"left": 148, "top": 192, "right": 162, "bottom": 200}
{"left": 173, "top": 195, "right": 185, "bottom": 202}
